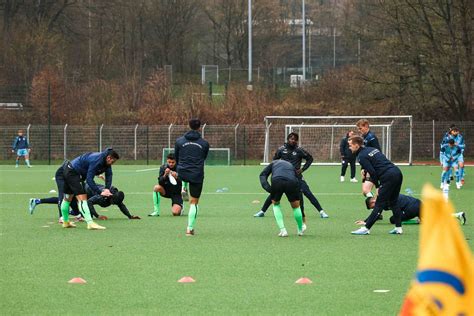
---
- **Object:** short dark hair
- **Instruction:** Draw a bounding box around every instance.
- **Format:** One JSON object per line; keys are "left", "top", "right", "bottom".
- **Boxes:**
{"left": 112, "top": 191, "right": 125, "bottom": 205}
{"left": 167, "top": 153, "right": 176, "bottom": 160}
{"left": 287, "top": 132, "right": 299, "bottom": 141}
{"left": 108, "top": 150, "right": 120, "bottom": 160}
{"left": 448, "top": 139, "right": 455, "bottom": 145}
{"left": 349, "top": 135, "right": 364, "bottom": 146}
{"left": 365, "top": 197, "right": 374, "bottom": 210}
{"left": 451, "top": 127, "right": 460, "bottom": 132}
{"left": 189, "top": 118, "right": 201, "bottom": 130}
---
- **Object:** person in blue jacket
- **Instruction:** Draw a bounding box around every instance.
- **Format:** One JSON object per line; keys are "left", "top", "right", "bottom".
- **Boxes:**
{"left": 12, "top": 129, "right": 31, "bottom": 168}
{"left": 55, "top": 147, "right": 119, "bottom": 230}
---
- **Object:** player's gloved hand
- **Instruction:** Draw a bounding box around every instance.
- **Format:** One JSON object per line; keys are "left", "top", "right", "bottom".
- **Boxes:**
{"left": 98, "top": 215, "right": 108, "bottom": 220}
{"left": 130, "top": 215, "right": 141, "bottom": 219}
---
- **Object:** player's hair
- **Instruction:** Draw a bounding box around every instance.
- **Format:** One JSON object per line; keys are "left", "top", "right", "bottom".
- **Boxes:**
{"left": 112, "top": 191, "right": 125, "bottom": 204}
{"left": 107, "top": 150, "right": 120, "bottom": 160}
{"left": 365, "top": 197, "right": 374, "bottom": 210}
{"left": 449, "top": 124, "right": 456, "bottom": 129}
{"left": 349, "top": 135, "right": 364, "bottom": 146}
{"left": 167, "top": 153, "right": 176, "bottom": 160}
{"left": 356, "top": 119, "right": 369, "bottom": 127}
{"left": 189, "top": 118, "right": 201, "bottom": 130}
{"left": 448, "top": 139, "right": 455, "bottom": 145}
{"left": 18, "top": 129, "right": 24, "bottom": 133}
{"left": 287, "top": 132, "right": 299, "bottom": 141}
{"left": 451, "top": 127, "right": 460, "bottom": 133}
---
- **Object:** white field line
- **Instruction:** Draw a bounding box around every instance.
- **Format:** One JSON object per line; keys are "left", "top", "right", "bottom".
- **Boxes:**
{"left": 0, "top": 192, "right": 421, "bottom": 196}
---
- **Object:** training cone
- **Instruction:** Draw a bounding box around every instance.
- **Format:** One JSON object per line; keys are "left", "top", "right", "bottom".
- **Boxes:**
{"left": 178, "top": 276, "right": 195, "bottom": 283}
{"left": 295, "top": 277, "right": 313, "bottom": 284}
{"left": 68, "top": 277, "right": 87, "bottom": 284}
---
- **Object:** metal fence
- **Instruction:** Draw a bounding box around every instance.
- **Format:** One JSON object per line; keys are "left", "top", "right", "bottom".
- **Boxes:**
{"left": 1, "top": 122, "right": 472, "bottom": 164}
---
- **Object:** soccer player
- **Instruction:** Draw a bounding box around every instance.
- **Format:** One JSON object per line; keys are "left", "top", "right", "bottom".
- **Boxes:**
{"left": 450, "top": 127, "right": 465, "bottom": 186}
{"left": 340, "top": 130, "right": 357, "bottom": 182}
{"left": 440, "top": 138, "right": 462, "bottom": 190}
{"left": 29, "top": 184, "right": 140, "bottom": 220}
{"left": 349, "top": 135, "right": 404, "bottom": 235}
{"left": 362, "top": 194, "right": 466, "bottom": 225}
{"left": 11, "top": 129, "right": 32, "bottom": 168}
{"left": 149, "top": 153, "right": 183, "bottom": 217}
{"left": 254, "top": 132, "right": 329, "bottom": 222}
{"left": 356, "top": 119, "right": 381, "bottom": 198}
{"left": 81, "top": 184, "right": 140, "bottom": 220}
{"left": 29, "top": 196, "right": 83, "bottom": 222}
{"left": 175, "top": 118, "right": 209, "bottom": 236}
{"left": 260, "top": 159, "right": 304, "bottom": 237}
{"left": 56, "top": 147, "right": 119, "bottom": 230}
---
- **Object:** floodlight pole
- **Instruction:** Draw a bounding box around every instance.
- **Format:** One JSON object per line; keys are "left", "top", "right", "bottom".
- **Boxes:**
{"left": 302, "top": 0, "right": 306, "bottom": 82}
{"left": 248, "top": 0, "right": 252, "bottom": 86}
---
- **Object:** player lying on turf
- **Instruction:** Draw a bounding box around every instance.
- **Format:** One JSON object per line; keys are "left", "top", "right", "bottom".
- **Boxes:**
{"left": 358, "top": 194, "right": 466, "bottom": 225}
{"left": 29, "top": 184, "right": 140, "bottom": 221}
{"left": 259, "top": 159, "right": 304, "bottom": 237}
{"left": 149, "top": 153, "right": 183, "bottom": 217}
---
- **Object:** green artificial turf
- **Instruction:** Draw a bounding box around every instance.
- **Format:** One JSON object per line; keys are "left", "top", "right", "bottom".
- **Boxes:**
{"left": 0, "top": 165, "right": 472, "bottom": 315}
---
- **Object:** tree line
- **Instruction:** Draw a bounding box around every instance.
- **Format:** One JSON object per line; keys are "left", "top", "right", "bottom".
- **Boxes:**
{"left": 0, "top": 0, "right": 472, "bottom": 124}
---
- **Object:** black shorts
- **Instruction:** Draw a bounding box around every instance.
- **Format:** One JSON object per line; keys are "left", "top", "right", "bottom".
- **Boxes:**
{"left": 270, "top": 178, "right": 300, "bottom": 203}
{"left": 161, "top": 186, "right": 183, "bottom": 207}
{"left": 62, "top": 161, "right": 86, "bottom": 196}
{"left": 189, "top": 182, "right": 203, "bottom": 199}
{"left": 376, "top": 169, "right": 403, "bottom": 209}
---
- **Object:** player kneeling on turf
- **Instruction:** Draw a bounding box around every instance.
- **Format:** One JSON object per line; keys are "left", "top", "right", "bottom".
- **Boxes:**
{"left": 359, "top": 194, "right": 466, "bottom": 226}
{"left": 259, "top": 159, "right": 304, "bottom": 237}
{"left": 149, "top": 153, "right": 183, "bottom": 217}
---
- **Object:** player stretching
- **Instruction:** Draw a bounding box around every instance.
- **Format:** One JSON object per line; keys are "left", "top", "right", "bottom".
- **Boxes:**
{"left": 149, "top": 153, "right": 183, "bottom": 217}
{"left": 175, "top": 119, "right": 209, "bottom": 236}
{"left": 260, "top": 159, "right": 304, "bottom": 237}
{"left": 356, "top": 119, "right": 381, "bottom": 198}
{"left": 56, "top": 148, "right": 119, "bottom": 230}
{"left": 254, "top": 132, "right": 329, "bottom": 223}
{"left": 349, "top": 136, "right": 404, "bottom": 235}
{"left": 340, "top": 130, "right": 357, "bottom": 182}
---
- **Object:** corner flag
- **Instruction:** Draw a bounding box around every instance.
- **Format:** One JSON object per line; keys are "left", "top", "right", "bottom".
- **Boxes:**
{"left": 400, "top": 184, "right": 474, "bottom": 315}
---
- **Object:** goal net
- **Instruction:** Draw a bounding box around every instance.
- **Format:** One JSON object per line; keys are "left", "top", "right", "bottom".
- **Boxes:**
{"left": 162, "top": 148, "right": 231, "bottom": 166}
{"left": 263, "top": 116, "right": 413, "bottom": 165}
{"left": 201, "top": 65, "right": 219, "bottom": 85}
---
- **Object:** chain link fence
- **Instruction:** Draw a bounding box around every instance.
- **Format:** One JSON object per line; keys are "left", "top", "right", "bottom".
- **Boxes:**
{"left": 1, "top": 122, "right": 472, "bottom": 165}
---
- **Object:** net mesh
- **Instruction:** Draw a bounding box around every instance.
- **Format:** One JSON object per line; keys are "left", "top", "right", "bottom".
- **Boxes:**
{"left": 263, "top": 116, "right": 412, "bottom": 164}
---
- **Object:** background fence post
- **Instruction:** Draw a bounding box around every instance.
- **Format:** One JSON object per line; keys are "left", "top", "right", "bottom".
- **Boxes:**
{"left": 64, "top": 124, "right": 68, "bottom": 160}
{"left": 48, "top": 82, "right": 51, "bottom": 165}
{"left": 146, "top": 125, "right": 149, "bottom": 165}
{"left": 432, "top": 120, "right": 435, "bottom": 159}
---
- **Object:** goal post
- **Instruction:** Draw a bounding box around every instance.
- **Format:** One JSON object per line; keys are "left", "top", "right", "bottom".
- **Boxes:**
{"left": 162, "top": 148, "right": 231, "bottom": 166}
{"left": 263, "top": 116, "right": 413, "bottom": 165}
{"left": 201, "top": 65, "right": 219, "bottom": 85}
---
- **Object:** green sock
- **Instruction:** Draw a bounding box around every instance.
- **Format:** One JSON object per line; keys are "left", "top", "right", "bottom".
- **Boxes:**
{"left": 187, "top": 204, "right": 198, "bottom": 230}
{"left": 60, "top": 200, "right": 70, "bottom": 222}
{"left": 182, "top": 182, "right": 189, "bottom": 191}
{"left": 153, "top": 192, "right": 161, "bottom": 214}
{"left": 272, "top": 204, "right": 285, "bottom": 230}
{"left": 293, "top": 207, "right": 303, "bottom": 231}
{"left": 78, "top": 200, "right": 93, "bottom": 224}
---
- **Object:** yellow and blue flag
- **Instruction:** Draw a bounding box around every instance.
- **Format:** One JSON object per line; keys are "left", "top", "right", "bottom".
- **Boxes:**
{"left": 400, "top": 184, "right": 474, "bottom": 315}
